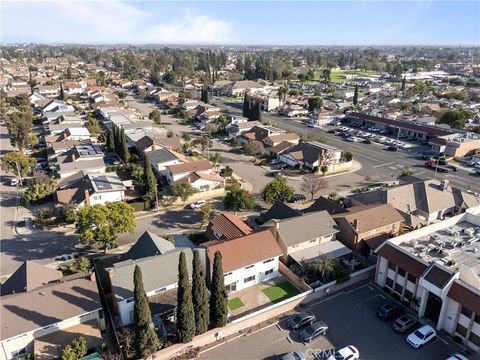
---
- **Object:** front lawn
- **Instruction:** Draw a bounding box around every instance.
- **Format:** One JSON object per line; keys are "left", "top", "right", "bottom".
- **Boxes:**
{"left": 262, "top": 281, "right": 300, "bottom": 303}
{"left": 228, "top": 297, "right": 245, "bottom": 310}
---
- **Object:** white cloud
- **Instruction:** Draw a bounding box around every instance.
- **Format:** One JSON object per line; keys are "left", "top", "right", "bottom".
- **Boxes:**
{"left": 1, "top": 0, "right": 236, "bottom": 44}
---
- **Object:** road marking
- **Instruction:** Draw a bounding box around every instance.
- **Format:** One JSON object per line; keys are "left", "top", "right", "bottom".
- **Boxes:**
{"left": 368, "top": 285, "right": 374, "bottom": 291}
{"left": 286, "top": 336, "right": 292, "bottom": 344}
{"left": 380, "top": 294, "right": 386, "bottom": 299}
{"left": 438, "top": 336, "right": 449, "bottom": 345}
{"left": 276, "top": 323, "right": 282, "bottom": 331}
{"left": 345, "top": 283, "right": 370, "bottom": 294}
{"left": 355, "top": 294, "right": 380, "bottom": 306}
{"left": 373, "top": 162, "right": 395, "bottom": 168}
{"left": 413, "top": 171, "right": 425, "bottom": 176}
{"left": 388, "top": 166, "right": 397, "bottom": 170}
{"left": 309, "top": 292, "right": 345, "bottom": 308}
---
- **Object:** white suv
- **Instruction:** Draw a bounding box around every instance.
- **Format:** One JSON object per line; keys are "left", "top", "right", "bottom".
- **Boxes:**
{"left": 407, "top": 325, "right": 436, "bottom": 348}
{"left": 190, "top": 200, "right": 206, "bottom": 209}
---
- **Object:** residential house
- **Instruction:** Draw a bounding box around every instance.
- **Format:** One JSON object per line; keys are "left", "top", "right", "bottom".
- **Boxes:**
{"left": 281, "top": 104, "right": 309, "bottom": 117}
{"left": 245, "top": 93, "right": 280, "bottom": 112}
{"left": 35, "top": 85, "right": 59, "bottom": 97}
{"left": 149, "top": 148, "right": 189, "bottom": 175}
{"left": 333, "top": 204, "right": 404, "bottom": 252}
{"left": 122, "top": 231, "right": 175, "bottom": 261}
{"left": 226, "top": 80, "right": 261, "bottom": 97}
{"left": 203, "top": 230, "right": 283, "bottom": 293}
{"left": 257, "top": 201, "right": 302, "bottom": 225}
{"left": 205, "top": 213, "right": 253, "bottom": 241}
{"left": 55, "top": 172, "right": 126, "bottom": 208}
{"left": 63, "top": 81, "right": 84, "bottom": 95}
{"left": 56, "top": 158, "right": 106, "bottom": 179}
{"left": 277, "top": 141, "right": 342, "bottom": 171}
{"left": 374, "top": 210, "right": 480, "bottom": 353}
{"left": 0, "top": 265, "right": 105, "bottom": 360}
{"left": 107, "top": 248, "right": 193, "bottom": 326}
{"left": 347, "top": 180, "right": 480, "bottom": 226}
{"left": 264, "top": 133, "right": 300, "bottom": 147}
{"left": 226, "top": 120, "right": 262, "bottom": 139}
{"left": 262, "top": 211, "right": 345, "bottom": 264}
{"left": 135, "top": 135, "right": 182, "bottom": 154}
{"left": 165, "top": 159, "right": 213, "bottom": 184}
{"left": 240, "top": 125, "right": 284, "bottom": 145}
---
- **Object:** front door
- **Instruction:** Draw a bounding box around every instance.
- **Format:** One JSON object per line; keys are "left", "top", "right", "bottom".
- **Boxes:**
{"left": 425, "top": 292, "right": 442, "bottom": 325}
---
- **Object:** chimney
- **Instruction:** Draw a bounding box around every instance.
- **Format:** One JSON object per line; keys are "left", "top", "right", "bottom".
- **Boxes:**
{"left": 353, "top": 219, "right": 360, "bottom": 232}
{"left": 84, "top": 190, "right": 90, "bottom": 206}
{"left": 89, "top": 273, "right": 96, "bottom": 282}
{"left": 72, "top": 153, "right": 76, "bottom": 162}
{"left": 107, "top": 269, "right": 114, "bottom": 278}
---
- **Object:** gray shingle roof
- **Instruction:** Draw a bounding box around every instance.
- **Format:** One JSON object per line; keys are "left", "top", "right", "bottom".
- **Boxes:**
{"left": 123, "top": 231, "right": 175, "bottom": 261}
{"left": 149, "top": 148, "right": 179, "bottom": 165}
{"left": 110, "top": 248, "right": 193, "bottom": 301}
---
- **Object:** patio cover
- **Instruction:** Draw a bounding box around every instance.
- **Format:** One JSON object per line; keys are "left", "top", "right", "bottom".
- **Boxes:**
{"left": 290, "top": 240, "right": 352, "bottom": 264}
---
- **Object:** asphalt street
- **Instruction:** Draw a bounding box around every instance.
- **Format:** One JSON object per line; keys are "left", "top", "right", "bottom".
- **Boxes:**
{"left": 212, "top": 97, "right": 479, "bottom": 193}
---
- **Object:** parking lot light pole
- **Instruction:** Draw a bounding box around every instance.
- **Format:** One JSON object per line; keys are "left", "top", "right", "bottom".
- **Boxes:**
{"left": 433, "top": 155, "right": 446, "bottom": 181}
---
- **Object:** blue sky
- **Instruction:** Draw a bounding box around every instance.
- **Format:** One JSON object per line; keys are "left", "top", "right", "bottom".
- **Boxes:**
{"left": 1, "top": 1, "right": 479, "bottom": 45}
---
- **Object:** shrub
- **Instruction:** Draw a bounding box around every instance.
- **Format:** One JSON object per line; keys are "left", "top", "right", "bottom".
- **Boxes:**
{"left": 128, "top": 201, "right": 146, "bottom": 212}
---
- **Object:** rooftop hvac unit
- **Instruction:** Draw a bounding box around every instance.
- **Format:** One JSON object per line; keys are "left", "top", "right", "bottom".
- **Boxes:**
{"left": 463, "top": 228, "right": 475, "bottom": 236}
{"left": 410, "top": 239, "right": 418, "bottom": 247}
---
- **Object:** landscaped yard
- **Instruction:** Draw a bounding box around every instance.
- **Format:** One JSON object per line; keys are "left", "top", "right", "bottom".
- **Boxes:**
{"left": 262, "top": 281, "right": 300, "bottom": 303}
{"left": 330, "top": 69, "right": 379, "bottom": 83}
{"left": 228, "top": 297, "right": 245, "bottom": 310}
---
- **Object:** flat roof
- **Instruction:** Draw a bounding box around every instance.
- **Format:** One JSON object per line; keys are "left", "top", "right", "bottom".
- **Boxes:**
{"left": 290, "top": 240, "right": 352, "bottom": 263}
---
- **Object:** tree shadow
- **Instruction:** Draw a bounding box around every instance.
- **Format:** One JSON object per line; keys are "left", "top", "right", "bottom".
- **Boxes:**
{"left": 3, "top": 304, "right": 61, "bottom": 327}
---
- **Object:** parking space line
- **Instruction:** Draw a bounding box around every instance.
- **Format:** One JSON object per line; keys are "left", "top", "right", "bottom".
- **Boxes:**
{"left": 286, "top": 336, "right": 292, "bottom": 344}
{"left": 309, "top": 292, "right": 344, "bottom": 308}
{"left": 355, "top": 294, "right": 380, "bottom": 306}
{"left": 438, "top": 336, "right": 449, "bottom": 345}
{"left": 373, "top": 162, "right": 395, "bottom": 168}
{"left": 276, "top": 323, "right": 282, "bottom": 331}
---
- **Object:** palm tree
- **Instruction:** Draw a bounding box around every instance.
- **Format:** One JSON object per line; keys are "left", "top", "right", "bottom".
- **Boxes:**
{"left": 277, "top": 86, "right": 288, "bottom": 111}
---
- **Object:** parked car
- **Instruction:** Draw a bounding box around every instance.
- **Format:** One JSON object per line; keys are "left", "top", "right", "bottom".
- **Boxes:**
{"left": 280, "top": 352, "right": 307, "bottom": 360}
{"left": 362, "top": 139, "right": 372, "bottom": 144}
{"left": 385, "top": 146, "right": 398, "bottom": 151}
{"left": 9, "top": 178, "right": 19, "bottom": 186}
{"left": 327, "top": 129, "right": 336, "bottom": 134}
{"left": 287, "top": 312, "right": 316, "bottom": 330}
{"left": 377, "top": 303, "right": 402, "bottom": 320}
{"left": 270, "top": 159, "right": 282, "bottom": 165}
{"left": 190, "top": 200, "right": 206, "bottom": 209}
{"left": 290, "top": 194, "right": 306, "bottom": 203}
{"left": 406, "top": 325, "right": 437, "bottom": 348}
{"left": 266, "top": 171, "right": 281, "bottom": 177}
{"left": 392, "top": 314, "right": 417, "bottom": 333}
{"left": 300, "top": 321, "right": 328, "bottom": 343}
{"left": 446, "top": 354, "right": 469, "bottom": 360}
{"left": 327, "top": 346, "right": 360, "bottom": 360}
{"left": 345, "top": 136, "right": 357, "bottom": 142}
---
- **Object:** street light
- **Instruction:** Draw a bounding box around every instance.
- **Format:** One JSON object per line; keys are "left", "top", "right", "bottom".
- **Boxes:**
{"left": 7, "top": 159, "right": 23, "bottom": 186}
{"left": 433, "top": 155, "right": 447, "bottom": 181}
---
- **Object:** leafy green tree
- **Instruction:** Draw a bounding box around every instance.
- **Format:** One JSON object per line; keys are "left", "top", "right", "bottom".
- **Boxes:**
{"left": 134, "top": 266, "right": 161, "bottom": 358}
{"left": 33, "top": 207, "right": 55, "bottom": 229}
{"left": 59, "top": 203, "right": 77, "bottom": 224}
{"left": 322, "top": 68, "right": 331, "bottom": 84}
{"left": 210, "top": 251, "right": 228, "bottom": 328}
{"left": 200, "top": 203, "right": 214, "bottom": 227}
{"left": 119, "top": 128, "right": 129, "bottom": 162}
{"left": 143, "top": 155, "right": 157, "bottom": 209}
{"left": 223, "top": 183, "right": 256, "bottom": 210}
{"left": 170, "top": 182, "right": 197, "bottom": 205}
{"left": 308, "top": 96, "right": 323, "bottom": 112}
{"left": 217, "top": 115, "right": 229, "bottom": 132}
{"left": 320, "top": 165, "right": 329, "bottom": 176}
{"left": 61, "top": 336, "right": 87, "bottom": 360}
{"left": 353, "top": 84, "right": 358, "bottom": 106}
{"left": 74, "top": 257, "right": 91, "bottom": 273}
{"left": 220, "top": 165, "right": 233, "bottom": 178}
{"left": 342, "top": 150, "right": 354, "bottom": 162}
{"left": 149, "top": 109, "right": 162, "bottom": 125}
{"left": 201, "top": 88, "right": 209, "bottom": 104}
{"left": 193, "top": 135, "right": 212, "bottom": 155}
{"left": 23, "top": 180, "right": 57, "bottom": 204}
{"left": 4, "top": 112, "right": 33, "bottom": 151}
{"left": 176, "top": 251, "right": 196, "bottom": 343}
{"left": 85, "top": 115, "right": 100, "bottom": 136}
{"left": 209, "top": 152, "right": 222, "bottom": 170}
{"left": 107, "top": 128, "right": 115, "bottom": 151}
{"left": 192, "top": 250, "right": 209, "bottom": 335}
{"left": 75, "top": 202, "right": 135, "bottom": 249}
{"left": 131, "top": 163, "right": 145, "bottom": 192}
{"left": 261, "top": 176, "right": 295, "bottom": 203}
{"left": 1, "top": 152, "right": 36, "bottom": 178}
{"left": 438, "top": 109, "right": 472, "bottom": 130}
{"left": 400, "top": 167, "right": 414, "bottom": 177}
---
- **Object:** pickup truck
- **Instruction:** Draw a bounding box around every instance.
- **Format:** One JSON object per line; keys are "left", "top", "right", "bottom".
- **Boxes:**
{"left": 424, "top": 160, "right": 452, "bottom": 173}
{"left": 436, "top": 159, "right": 458, "bottom": 172}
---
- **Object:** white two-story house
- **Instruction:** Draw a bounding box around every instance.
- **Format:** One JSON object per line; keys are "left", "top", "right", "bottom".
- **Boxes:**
{"left": 203, "top": 229, "right": 283, "bottom": 293}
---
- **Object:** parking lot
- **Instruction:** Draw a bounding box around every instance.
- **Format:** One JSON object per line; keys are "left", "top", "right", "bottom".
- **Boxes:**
{"left": 199, "top": 282, "right": 464, "bottom": 360}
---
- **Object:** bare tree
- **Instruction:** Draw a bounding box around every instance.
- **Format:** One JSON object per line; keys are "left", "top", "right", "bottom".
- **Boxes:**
{"left": 243, "top": 141, "right": 264, "bottom": 161}
{"left": 301, "top": 174, "right": 328, "bottom": 201}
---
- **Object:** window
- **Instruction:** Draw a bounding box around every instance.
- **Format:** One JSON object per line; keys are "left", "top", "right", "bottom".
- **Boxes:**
{"left": 309, "top": 239, "right": 317, "bottom": 243}
{"left": 456, "top": 323, "right": 468, "bottom": 338}
{"left": 475, "top": 313, "right": 480, "bottom": 325}
{"left": 461, "top": 306, "right": 472, "bottom": 318}
{"left": 264, "top": 269, "right": 274, "bottom": 275}
{"left": 385, "top": 278, "right": 394, "bottom": 289}
{"left": 469, "top": 331, "right": 480, "bottom": 346}
{"left": 93, "top": 195, "right": 101, "bottom": 200}
{"left": 394, "top": 283, "right": 403, "bottom": 294}
{"left": 42, "top": 323, "right": 59, "bottom": 331}
{"left": 245, "top": 265, "right": 254, "bottom": 270}
{"left": 129, "top": 310, "right": 134, "bottom": 322}
{"left": 224, "top": 272, "right": 232, "bottom": 276}
{"left": 263, "top": 258, "right": 274, "bottom": 264}
{"left": 397, "top": 268, "right": 406, "bottom": 277}
{"left": 213, "top": 231, "right": 222, "bottom": 240}
{"left": 388, "top": 262, "right": 396, "bottom": 271}
{"left": 407, "top": 274, "right": 416, "bottom": 283}
{"left": 155, "top": 287, "right": 166, "bottom": 294}
{"left": 244, "top": 275, "right": 255, "bottom": 283}
{"left": 292, "top": 244, "right": 299, "bottom": 248}
{"left": 126, "top": 297, "right": 134, "bottom": 303}
{"left": 404, "top": 290, "right": 413, "bottom": 301}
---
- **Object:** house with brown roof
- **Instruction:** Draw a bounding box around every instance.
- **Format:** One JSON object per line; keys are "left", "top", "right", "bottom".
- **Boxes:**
{"left": 0, "top": 266, "right": 105, "bottom": 360}
{"left": 333, "top": 204, "right": 404, "bottom": 252}
{"left": 374, "top": 210, "right": 480, "bottom": 353}
{"left": 239, "top": 125, "right": 284, "bottom": 145}
{"left": 264, "top": 132, "right": 300, "bottom": 147}
{"left": 277, "top": 141, "right": 342, "bottom": 171}
{"left": 165, "top": 159, "right": 221, "bottom": 191}
{"left": 205, "top": 213, "right": 252, "bottom": 241}
{"left": 262, "top": 211, "right": 346, "bottom": 264}
{"left": 203, "top": 229, "right": 283, "bottom": 293}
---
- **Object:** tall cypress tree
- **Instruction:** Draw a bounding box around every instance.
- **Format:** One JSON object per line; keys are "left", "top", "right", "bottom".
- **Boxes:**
{"left": 120, "top": 128, "right": 129, "bottom": 163}
{"left": 210, "top": 251, "right": 228, "bottom": 328}
{"left": 353, "top": 84, "right": 358, "bottom": 106}
{"left": 133, "top": 265, "right": 160, "bottom": 358}
{"left": 113, "top": 125, "right": 119, "bottom": 155}
{"left": 401, "top": 76, "right": 406, "bottom": 93}
{"left": 257, "top": 102, "right": 262, "bottom": 122}
{"left": 192, "top": 250, "right": 209, "bottom": 335}
{"left": 201, "top": 88, "right": 209, "bottom": 104}
{"left": 107, "top": 128, "right": 115, "bottom": 152}
{"left": 176, "top": 251, "right": 195, "bottom": 343}
{"left": 143, "top": 154, "right": 157, "bottom": 209}
{"left": 242, "top": 95, "right": 248, "bottom": 118}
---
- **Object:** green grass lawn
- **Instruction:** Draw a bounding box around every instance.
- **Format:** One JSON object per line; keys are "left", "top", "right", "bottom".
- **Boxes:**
{"left": 330, "top": 70, "right": 379, "bottom": 83}
{"left": 262, "top": 281, "right": 300, "bottom": 303}
{"left": 228, "top": 297, "right": 245, "bottom": 310}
